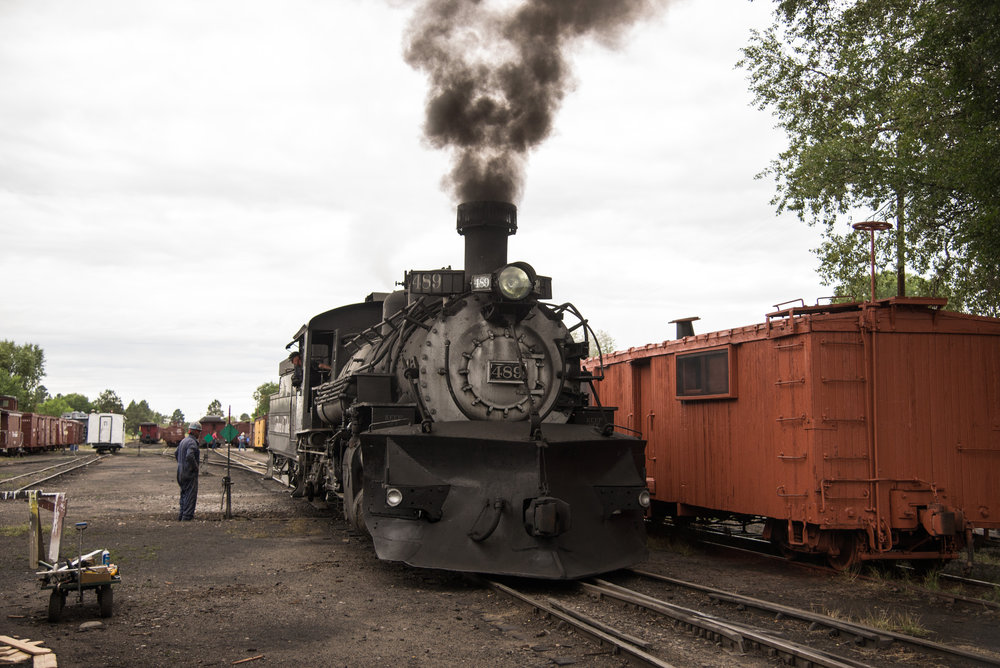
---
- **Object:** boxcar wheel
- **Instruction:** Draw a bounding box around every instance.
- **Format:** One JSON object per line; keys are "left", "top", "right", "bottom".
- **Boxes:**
{"left": 47, "top": 590, "right": 64, "bottom": 622}
{"left": 826, "top": 532, "right": 861, "bottom": 571}
{"left": 97, "top": 585, "right": 113, "bottom": 617}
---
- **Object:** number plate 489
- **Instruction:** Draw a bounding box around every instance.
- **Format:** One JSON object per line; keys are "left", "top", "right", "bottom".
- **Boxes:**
{"left": 488, "top": 361, "right": 525, "bottom": 384}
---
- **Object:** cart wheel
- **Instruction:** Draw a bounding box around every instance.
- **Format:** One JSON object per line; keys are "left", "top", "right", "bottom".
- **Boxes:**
{"left": 97, "top": 585, "right": 113, "bottom": 618}
{"left": 47, "top": 590, "right": 64, "bottom": 622}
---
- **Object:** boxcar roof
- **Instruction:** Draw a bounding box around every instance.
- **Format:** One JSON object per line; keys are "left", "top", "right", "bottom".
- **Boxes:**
{"left": 598, "top": 297, "right": 1000, "bottom": 365}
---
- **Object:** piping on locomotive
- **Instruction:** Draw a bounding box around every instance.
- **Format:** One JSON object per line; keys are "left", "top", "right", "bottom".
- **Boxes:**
{"left": 266, "top": 201, "right": 649, "bottom": 579}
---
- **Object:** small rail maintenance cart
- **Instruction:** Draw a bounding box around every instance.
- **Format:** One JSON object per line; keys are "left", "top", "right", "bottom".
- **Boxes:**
{"left": 37, "top": 522, "right": 121, "bottom": 622}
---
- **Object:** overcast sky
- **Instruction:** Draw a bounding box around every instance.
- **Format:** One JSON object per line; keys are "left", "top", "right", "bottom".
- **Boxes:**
{"left": 1, "top": 0, "right": 828, "bottom": 421}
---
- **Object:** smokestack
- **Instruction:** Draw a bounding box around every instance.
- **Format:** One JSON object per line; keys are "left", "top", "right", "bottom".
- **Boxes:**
{"left": 457, "top": 201, "right": 517, "bottom": 279}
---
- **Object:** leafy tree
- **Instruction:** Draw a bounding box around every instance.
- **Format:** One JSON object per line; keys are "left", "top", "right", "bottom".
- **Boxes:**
{"left": 740, "top": 0, "right": 1000, "bottom": 315}
{"left": 37, "top": 396, "right": 73, "bottom": 417}
{"left": 239, "top": 413, "right": 251, "bottom": 422}
{"left": 252, "top": 382, "right": 278, "bottom": 419}
{"left": 0, "top": 340, "right": 46, "bottom": 411}
{"left": 124, "top": 399, "right": 160, "bottom": 436}
{"left": 60, "top": 393, "right": 92, "bottom": 413}
{"left": 572, "top": 329, "right": 617, "bottom": 359}
{"left": 170, "top": 408, "right": 185, "bottom": 425}
{"left": 206, "top": 399, "right": 224, "bottom": 417}
{"left": 94, "top": 389, "right": 124, "bottom": 414}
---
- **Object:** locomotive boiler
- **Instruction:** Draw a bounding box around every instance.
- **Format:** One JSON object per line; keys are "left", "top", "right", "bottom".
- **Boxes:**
{"left": 266, "top": 201, "right": 649, "bottom": 579}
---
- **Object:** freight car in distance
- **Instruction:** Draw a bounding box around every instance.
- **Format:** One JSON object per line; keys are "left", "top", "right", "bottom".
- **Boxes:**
{"left": 138, "top": 422, "right": 161, "bottom": 444}
{"left": 161, "top": 423, "right": 185, "bottom": 447}
{"left": 592, "top": 297, "right": 1000, "bottom": 570}
{"left": 1, "top": 395, "right": 87, "bottom": 454}
{"left": 87, "top": 413, "right": 125, "bottom": 454}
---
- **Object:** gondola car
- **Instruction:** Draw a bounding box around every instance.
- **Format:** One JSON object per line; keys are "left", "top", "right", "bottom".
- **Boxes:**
{"left": 266, "top": 201, "right": 649, "bottom": 579}
{"left": 592, "top": 297, "right": 1000, "bottom": 569}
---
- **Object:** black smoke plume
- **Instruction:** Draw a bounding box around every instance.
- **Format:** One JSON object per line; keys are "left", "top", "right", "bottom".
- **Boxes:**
{"left": 404, "top": 0, "right": 669, "bottom": 203}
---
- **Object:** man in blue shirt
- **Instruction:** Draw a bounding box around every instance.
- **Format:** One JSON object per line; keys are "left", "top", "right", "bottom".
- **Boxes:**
{"left": 176, "top": 422, "right": 202, "bottom": 521}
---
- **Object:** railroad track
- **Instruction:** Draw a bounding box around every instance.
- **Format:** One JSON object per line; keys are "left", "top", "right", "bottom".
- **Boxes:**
{"left": 160, "top": 448, "right": 292, "bottom": 488}
{"left": 662, "top": 520, "right": 1000, "bottom": 611}
{"left": 0, "top": 455, "right": 105, "bottom": 495}
{"left": 491, "top": 569, "right": 1000, "bottom": 667}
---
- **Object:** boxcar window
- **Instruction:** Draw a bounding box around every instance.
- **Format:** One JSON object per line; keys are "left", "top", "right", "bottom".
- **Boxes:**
{"left": 676, "top": 348, "right": 732, "bottom": 399}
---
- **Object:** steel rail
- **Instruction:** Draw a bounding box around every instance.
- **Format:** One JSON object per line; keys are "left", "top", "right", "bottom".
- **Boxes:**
{"left": 209, "top": 451, "right": 290, "bottom": 487}
{"left": 585, "top": 579, "right": 866, "bottom": 668}
{"left": 179, "top": 449, "right": 292, "bottom": 489}
{"left": 630, "top": 569, "right": 1000, "bottom": 666}
{"left": 487, "top": 579, "right": 676, "bottom": 668}
{"left": 677, "top": 525, "right": 1000, "bottom": 611}
{"left": 8, "top": 456, "right": 106, "bottom": 493}
{"left": 940, "top": 571, "right": 1000, "bottom": 591}
{"left": 0, "top": 457, "right": 95, "bottom": 485}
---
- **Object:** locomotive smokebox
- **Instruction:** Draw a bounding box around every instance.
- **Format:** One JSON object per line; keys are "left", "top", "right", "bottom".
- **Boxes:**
{"left": 457, "top": 201, "right": 517, "bottom": 280}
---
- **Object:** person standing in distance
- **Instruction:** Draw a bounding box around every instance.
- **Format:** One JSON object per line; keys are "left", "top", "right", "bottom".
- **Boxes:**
{"left": 176, "top": 422, "right": 202, "bottom": 521}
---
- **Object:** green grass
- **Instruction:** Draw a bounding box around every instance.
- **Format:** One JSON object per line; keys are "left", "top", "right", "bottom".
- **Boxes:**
{"left": 0, "top": 522, "right": 52, "bottom": 537}
{"left": 819, "top": 605, "right": 929, "bottom": 638}
{"left": 976, "top": 551, "right": 1000, "bottom": 567}
{"left": 0, "top": 523, "right": 29, "bottom": 537}
{"left": 861, "top": 608, "right": 930, "bottom": 637}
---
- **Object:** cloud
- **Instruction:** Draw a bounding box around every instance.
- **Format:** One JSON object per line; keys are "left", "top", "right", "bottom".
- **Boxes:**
{"left": 0, "top": 0, "right": 825, "bottom": 420}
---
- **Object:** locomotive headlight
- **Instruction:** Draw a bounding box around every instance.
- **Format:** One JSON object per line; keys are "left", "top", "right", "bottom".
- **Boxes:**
{"left": 386, "top": 487, "right": 403, "bottom": 507}
{"left": 638, "top": 490, "right": 651, "bottom": 508}
{"left": 497, "top": 264, "right": 533, "bottom": 300}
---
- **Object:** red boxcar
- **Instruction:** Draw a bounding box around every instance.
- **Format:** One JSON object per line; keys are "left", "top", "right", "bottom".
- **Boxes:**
{"left": 198, "top": 416, "right": 226, "bottom": 445}
{"left": 1, "top": 409, "right": 24, "bottom": 453}
{"left": 20, "top": 413, "right": 43, "bottom": 451}
{"left": 138, "top": 422, "right": 162, "bottom": 444}
{"left": 592, "top": 297, "right": 1000, "bottom": 568}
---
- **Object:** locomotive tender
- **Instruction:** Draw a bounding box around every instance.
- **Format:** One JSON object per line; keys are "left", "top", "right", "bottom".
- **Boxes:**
{"left": 267, "top": 201, "right": 649, "bottom": 579}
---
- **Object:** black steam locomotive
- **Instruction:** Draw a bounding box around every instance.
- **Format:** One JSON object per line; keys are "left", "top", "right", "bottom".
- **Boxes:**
{"left": 266, "top": 201, "right": 649, "bottom": 578}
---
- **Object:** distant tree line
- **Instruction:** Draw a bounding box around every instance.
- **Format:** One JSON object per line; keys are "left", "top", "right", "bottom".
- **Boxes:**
{"left": 2, "top": 339, "right": 255, "bottom": 437}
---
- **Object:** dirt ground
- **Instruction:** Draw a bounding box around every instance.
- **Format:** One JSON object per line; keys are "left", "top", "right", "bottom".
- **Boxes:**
{"left": 2, "top": 449, "right": 998, "bottom": 667}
